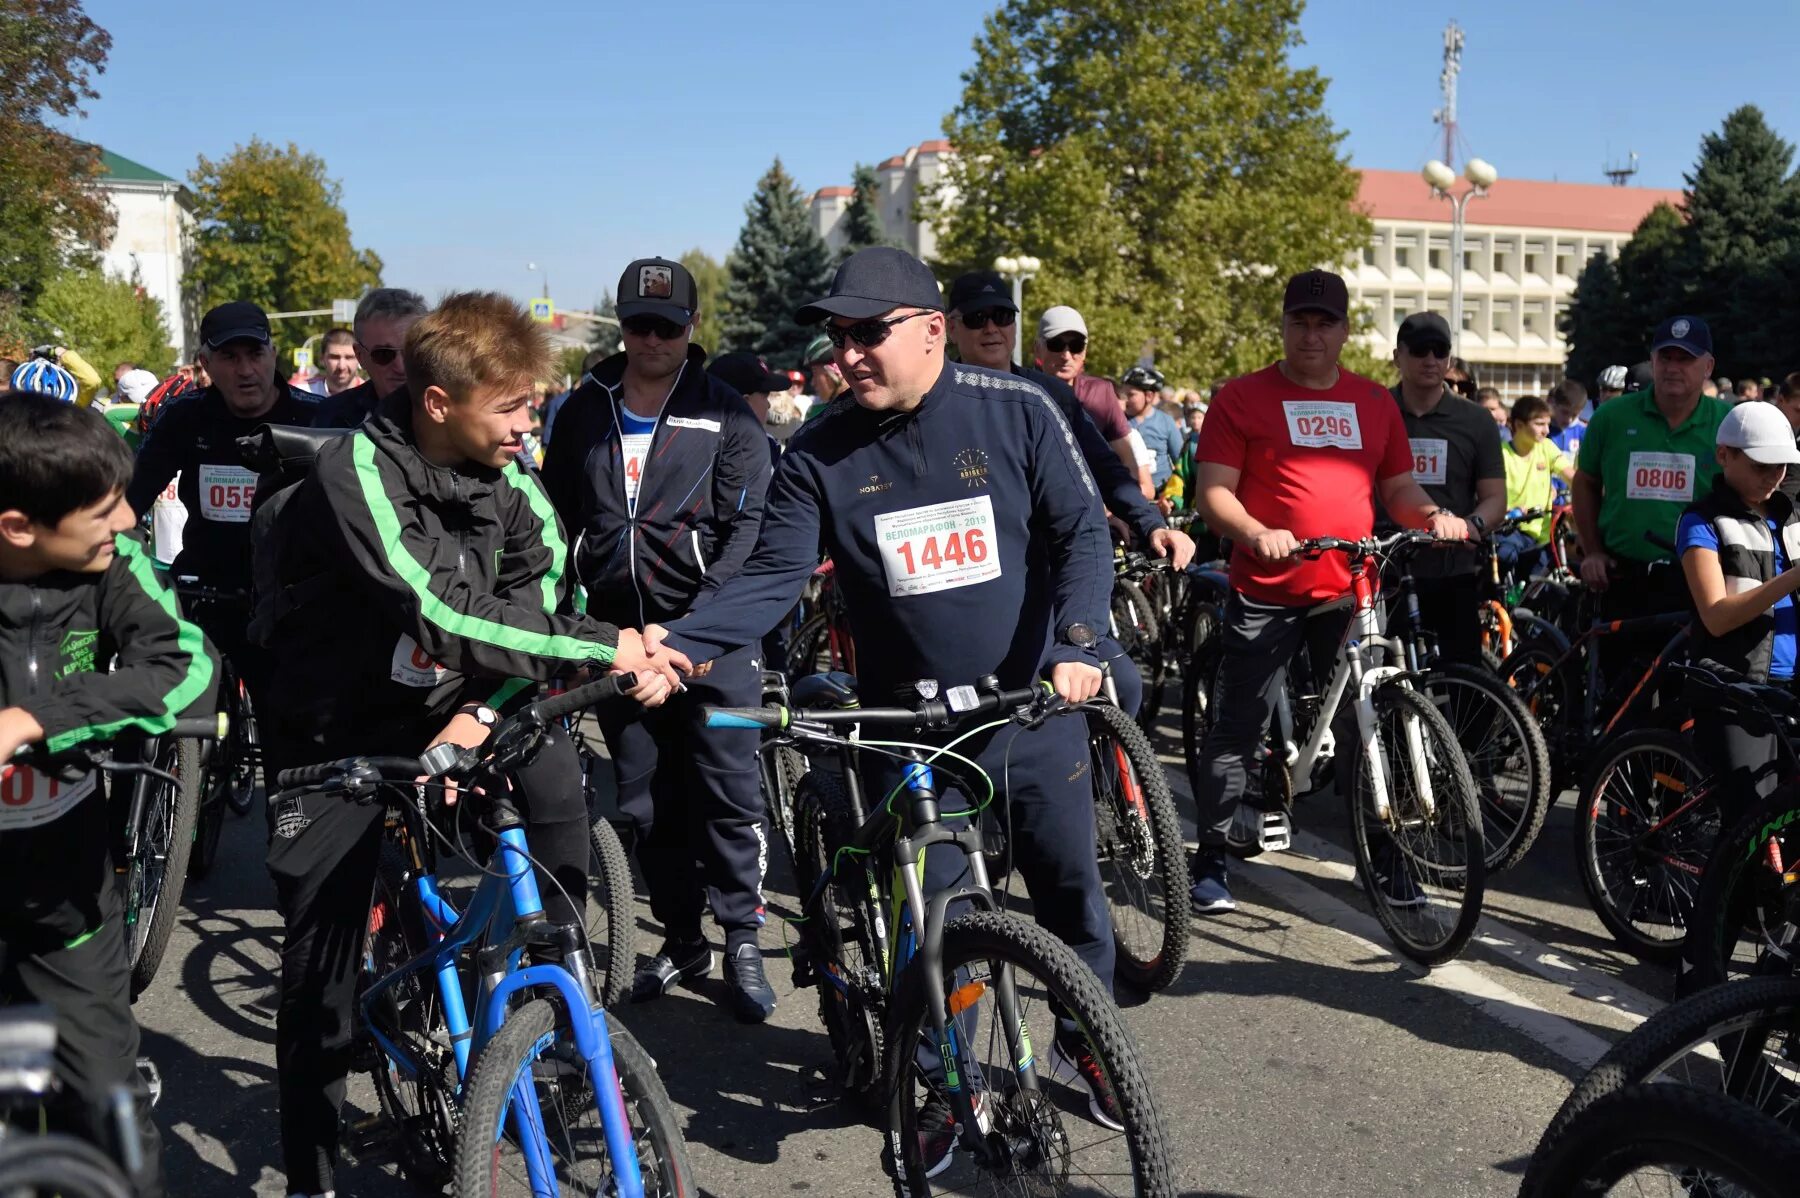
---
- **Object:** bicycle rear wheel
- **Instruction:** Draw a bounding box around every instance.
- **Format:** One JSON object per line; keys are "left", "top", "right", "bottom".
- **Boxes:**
{"left": 1683, "top": 784, "right": 1800, "bottom": 993}
{"left": 1346, "top": 684, "right": 1485, "bottom": 966}
{"left": 585, "top": 811, "right": 636, "bottom": 1009}
{"left": 1418, "top": 664, "right": 1552, "bottom": 873}
{"left": 1110, "top": 581, "right": 1165, "bottom": 735}
{"left": 1498, "top": 640, "right": 1577, "bottom": 795}
{"left": 887, "top": 910, "right": 1174, "bottom": 1197}
{"left": 453, "top": 999, "right": 692, "bottom": 1197}
{"left": 1086, "top": 702, "right": 1189, "bottom": 992}
{"left": 0, "top": 1133, "right": 133, "bottom": 1197}
{"left": 127, "top": 735, "right": 201, "bottom": 1000}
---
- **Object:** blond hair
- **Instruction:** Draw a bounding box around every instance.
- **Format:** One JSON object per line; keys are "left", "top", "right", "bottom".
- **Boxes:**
{"left": 404, "top": 291, "right": 555, "bottom": 402}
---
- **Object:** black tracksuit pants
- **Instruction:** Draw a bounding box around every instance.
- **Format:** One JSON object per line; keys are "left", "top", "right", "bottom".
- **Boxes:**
{"left": 263, "top": 720, "right": 589, "bottom": 1196}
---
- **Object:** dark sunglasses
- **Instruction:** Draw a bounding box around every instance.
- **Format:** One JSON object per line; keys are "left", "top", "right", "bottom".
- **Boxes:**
{"left": 823, "top": 310, "right": 932, "bottom": 350}
{"left": 356, "top": 341, "right": 401, "bottom": 367}
{"left": 959, "top": 308, "right": 1016, "bottom": 331}
{"left": 1402, "top": 340, "right": 1451, "bottom": 360}
{"left": 1045, "top": 334, "right": 1086, "bottom": 354}
{"left": 621, "top": 314, "right": 687, "bottom": 341}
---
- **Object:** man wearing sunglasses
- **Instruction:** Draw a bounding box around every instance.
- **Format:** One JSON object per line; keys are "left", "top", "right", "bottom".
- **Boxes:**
{"left": 539, "top": 256, "right": 777, "bottom": 1023}
{"left": 647, "top": 246, "right": 1128, "bottom": 1134}
{"left": 316, "top": 288, "right": 430, "bottom": 427}
{"left": 1379, "top": 311, "right": 1505, "bottom": 666}
{"left": 1035, "top": 305, "right": 1148, "bottom": 500}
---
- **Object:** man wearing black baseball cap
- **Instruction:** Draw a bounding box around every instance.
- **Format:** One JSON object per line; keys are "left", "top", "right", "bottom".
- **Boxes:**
{"left": 540, "top": 256, "right": 778, "bottom": 1023}
{"left": 647, "top": 245, "right": 1129, "bottom": 1140}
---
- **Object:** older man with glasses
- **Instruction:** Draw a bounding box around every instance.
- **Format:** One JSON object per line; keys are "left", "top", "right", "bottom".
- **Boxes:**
{"left": 316, "top": 288, "right": 429, "bottom": 426}
{"left": 1035, "top": 305, "right": 1148, "bottom": 498}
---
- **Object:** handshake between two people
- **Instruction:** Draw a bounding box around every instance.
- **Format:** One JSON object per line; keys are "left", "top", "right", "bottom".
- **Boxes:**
{"left": 608, "top": 624, "right": 713, "bottom": 709}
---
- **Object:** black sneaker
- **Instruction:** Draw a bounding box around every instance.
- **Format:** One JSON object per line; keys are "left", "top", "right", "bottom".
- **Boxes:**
{"left": 1050, "top": 1031, "right": 1125, "bottom": 1131}
{"left": 909, "top": 1094, "right": 958, "bottom": 1181}
{"left": 629, "top": 939, "right": 714, "bottom": 1003}
{"left": 723, "top": 942, "right": 777, "bottom": 1023}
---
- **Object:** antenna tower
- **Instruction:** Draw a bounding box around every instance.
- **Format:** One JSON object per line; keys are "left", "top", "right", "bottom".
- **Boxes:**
{"left": 1432, "top": 21, "right": 1465, "bottom": 170}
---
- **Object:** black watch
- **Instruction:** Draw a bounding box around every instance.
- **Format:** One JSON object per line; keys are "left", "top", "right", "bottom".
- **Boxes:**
{"left": 460, "top": 704, "right": 499, "bottom": 727}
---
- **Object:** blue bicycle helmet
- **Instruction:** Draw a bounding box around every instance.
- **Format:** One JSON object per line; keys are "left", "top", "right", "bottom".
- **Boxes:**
{"left": 10, "top": 359, "right": 78, "bottom": 403}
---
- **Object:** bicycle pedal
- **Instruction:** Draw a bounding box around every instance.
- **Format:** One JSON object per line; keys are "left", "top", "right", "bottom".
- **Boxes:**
{"left": 1255, "top": 811, "right": 1292, "bottom": 853}
{"left": 344, "top": 1113, "right": 393, "bottom": 1154}
{"left": 135, "top": 1056, "right": 162, "bottom": 1109}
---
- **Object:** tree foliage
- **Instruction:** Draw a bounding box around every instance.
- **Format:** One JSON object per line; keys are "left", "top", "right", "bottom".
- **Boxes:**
{"left": 185, "top": 138, "right": 382, "bottom": 350}
{"left": 588, "top": 288, "right": 621, "bottom": 358}
{"left": 30, "top": 265, "right": 174, "bottom": 376}
{"left": 0, "top": 0, "right": 113, "bottom": 343}
{"left": 837, "top": 163, "right": 891, "bottom": 259}
{"left": 680, "top": 247, "right": 728, "bottom": 356}
{"left": 720, "top": 159, "right": 835, "bottom": 368}
{"left": 931, "top": 0, "right": 1369, "bottom": 383}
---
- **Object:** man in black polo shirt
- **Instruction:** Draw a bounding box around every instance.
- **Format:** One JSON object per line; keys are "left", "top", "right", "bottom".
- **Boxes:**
{"left": 1383, "top": 311, "right": 1504, "bottom": 664}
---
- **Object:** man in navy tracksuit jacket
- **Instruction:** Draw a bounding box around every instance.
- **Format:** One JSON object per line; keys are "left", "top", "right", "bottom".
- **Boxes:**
{"left": 539, "top": 256, "right": 776, "bottom": 1021}
{"left": 648, "top": 248, "right": 1125, "bottom": 1122}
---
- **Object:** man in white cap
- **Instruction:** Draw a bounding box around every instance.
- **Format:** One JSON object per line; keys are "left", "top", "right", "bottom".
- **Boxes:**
{"left": 1036, "top": 305, "right": 1146, "bottom": 495}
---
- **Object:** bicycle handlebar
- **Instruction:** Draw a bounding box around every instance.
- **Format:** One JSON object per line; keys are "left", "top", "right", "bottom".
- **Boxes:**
{"left": 1296, "top": 529, "right": 1442, "bottom": 558}
{"left": 8, "top": 713, "right": 228, "bottom": 768}
{"left": 702, "top": 681, "right": 1054, "bottom": 737}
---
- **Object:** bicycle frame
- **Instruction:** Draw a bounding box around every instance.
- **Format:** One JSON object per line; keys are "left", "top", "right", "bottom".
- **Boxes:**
{"left": 1522, "top": 611, "right": 1689, "bottom": 741}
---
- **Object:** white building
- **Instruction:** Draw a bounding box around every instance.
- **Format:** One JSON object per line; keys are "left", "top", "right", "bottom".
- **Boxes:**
{"left": 810, "top": 140, "right": 953, "bottom": 261}
{"left": 95, "top": 149, "right": 195, "bottom": 361}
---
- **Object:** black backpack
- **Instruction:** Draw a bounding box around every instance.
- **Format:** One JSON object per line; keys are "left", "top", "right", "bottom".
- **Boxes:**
{"left": 236, "top": 424, "right": 353, "bottom": 648}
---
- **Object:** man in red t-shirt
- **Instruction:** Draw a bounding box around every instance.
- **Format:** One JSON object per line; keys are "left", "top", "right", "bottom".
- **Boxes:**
{"left": 1188, "top": 270, "right": 1467, "bottom": 914}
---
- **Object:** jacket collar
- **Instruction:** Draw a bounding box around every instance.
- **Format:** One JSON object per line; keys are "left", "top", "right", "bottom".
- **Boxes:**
{"left": 362, "top": 386, "right": 502, "bottom": 502}
{"left": 589, "top": 344, "right": 708, "bottom": 401}
{"left": 1705, "top": 470, "right": 1797, "bottom": 524}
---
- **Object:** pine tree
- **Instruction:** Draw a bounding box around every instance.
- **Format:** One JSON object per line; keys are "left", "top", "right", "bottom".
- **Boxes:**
{"left": 1561, "top": 252, "right": 1634, "bottom": 389}
{"left": 588, "top": 288, "right": 620, "bottom": 358}
{"left": 719, "top": 159, "right": 835, "bottom": 368}
{"left": 1615, "top": 202, "right": 1687, "bottom": 350}
{"left": 837, "top": 163, "right": 891, "bottom": 259}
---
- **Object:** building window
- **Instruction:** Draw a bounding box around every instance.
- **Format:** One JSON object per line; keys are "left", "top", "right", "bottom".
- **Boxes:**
{"left": 1524, "top": 252, "right": 1543, "bottom": 277}
{"left": 1461, "top": 307, "right": 1476, "bottom": 332}
{"left": 1362, "top": 244, "right": 1376, "bottom": 266}
{"left": 1395, "top": 247, "right": 1412, "bottom": 271}
{"left": 1494, "top": 251, "right": 1513, "bottom": 277}
{"left": 1464, "top": 250, "right": 1477, "bottom": 273}
{"left": 1428, "top": 247, "right": 1445, "bottom": 271}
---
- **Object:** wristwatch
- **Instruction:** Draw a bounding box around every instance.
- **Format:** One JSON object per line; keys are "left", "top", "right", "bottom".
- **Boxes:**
{"left": 1469, "top": 513, "right": 1487, "bottom": 535}
{"left": 459, "top": 704, "right": 499, "bottom": 727}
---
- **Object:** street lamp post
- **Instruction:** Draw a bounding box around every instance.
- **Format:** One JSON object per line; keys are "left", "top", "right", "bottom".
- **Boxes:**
{"left": 527, "top": 261, "right": 549, "bottom": 300}
{"left": 992, "top": 254, "right": 1041, "bottom": 365}
{"left": 1422, "top": 157, "right": 1497, "bottom": 359}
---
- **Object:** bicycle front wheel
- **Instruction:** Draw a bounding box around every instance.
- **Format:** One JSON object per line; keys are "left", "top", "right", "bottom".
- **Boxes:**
{"left": 1086, "top": 701, "right": 1189, "bottom": 992}
{"left": 1346, "top": 684, "right": 1486, "bottom": 967}
{"left": 887, "top": 910, "right": 1173, "bottom": 1197}
{"left": 453, "top": 999, "right": 693, "bottom": 1198}
{"left": 128, "top": 735, "right": 201, "bottom": 999}
{"left": 1684, "top": 783, "right": 1800, "bottom": 992}
{"left": 586, "top": 812, "right": 636, "bottom": 1009}
{"left": 0, "top": 1133, "right": 133, "bottom": 1197}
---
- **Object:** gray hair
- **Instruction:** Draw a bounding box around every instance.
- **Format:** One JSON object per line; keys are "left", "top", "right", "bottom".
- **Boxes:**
{"left": 352, "top": 288, "right": 428, "bottom": 339}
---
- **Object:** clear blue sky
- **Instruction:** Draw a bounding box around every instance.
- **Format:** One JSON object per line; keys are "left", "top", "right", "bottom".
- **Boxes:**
{"left": 68, "top": 1, "right": 1800, "bottom": 308}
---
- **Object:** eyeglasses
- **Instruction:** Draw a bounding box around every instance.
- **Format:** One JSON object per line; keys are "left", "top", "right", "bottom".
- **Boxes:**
{"left": 357, "top": 342, "right": 401, "bottom": 367}
{"left": 958, "top": 308, "right": 1016, "bottom": 331}
{"left": 1044, "top": 334, "right": 1087, "bottom": 354}
{"left": 823, "top": 310, "right": 932, "bottom": 351}
{"left": 621, "top": 315, "right": 687, "bottom": 341}
{"left": 1402, "top": 340, "right": 1451, "bottom": 360}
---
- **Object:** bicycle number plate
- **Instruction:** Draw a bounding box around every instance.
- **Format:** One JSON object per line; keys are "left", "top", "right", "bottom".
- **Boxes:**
{"left": 0, "top": 765, "right": 96, "bottom": 830}
{"left": 198, "top": 463, "right": 257, "bottom": 523}
{"left": 1282, "top": 401, "right": 1362, "bottom": 450}
{"left": 1624, "top": 451, "right": 1694, "bottom": 502}
{"left": 873, "top": 495, "right": 1001, "bottom": 598}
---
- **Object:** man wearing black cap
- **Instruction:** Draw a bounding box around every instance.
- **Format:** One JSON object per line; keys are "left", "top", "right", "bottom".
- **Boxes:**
{"left": 1573, "top": 314, "right": 1731, "bottom": 651}
{"left": 706, "top": 350, "right": 788, "bottom": 448}
{"left": 540, "top": 256, "right": 777, "bottom": 1022}
{"left": 1382, "top": 310, "right": 1505, "bottom": 665}
{"left": 126, "top": 300, "right": 318, "bottom": 709}
{"left": 1188, "top": 271, "right": 1467, "bottom": 916}
{"left": 646, "top": 246, "right": 1127, "bottom": 1136}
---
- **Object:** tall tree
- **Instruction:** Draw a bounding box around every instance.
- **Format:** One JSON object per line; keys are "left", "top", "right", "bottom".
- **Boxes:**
{"left": 680, "top": 247, "right": 728, "bottom": 355}
{"left": 1614, "top": 202, "right": 1686, "bottom": 347}
{"left": 720, "top": 159, "right": 835, "bottom": 368}
{"left": 0, "top": 1, "right": 113, "bottom": 343}
{"left": 837, "top": 163, "right": 891, "bottom": 259}
{"left": 30, "top": 265, "right": 175, "bottom": 376}
{"left": 185, "top": 138, "right": 382, "bottom": 349}
{"left": 588, "top": 288, "right": 621, "bottom": 358}
{"left": 931, "top": 0, "right": 1369, "bottom": 381}
{"left": 1561, "top": 251, "right": 1636, "bottom": 389}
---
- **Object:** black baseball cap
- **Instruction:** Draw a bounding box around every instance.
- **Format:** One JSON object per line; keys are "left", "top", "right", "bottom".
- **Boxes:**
{"left": 1651, "top": 314, "right": 1713, "bottom": 357}
{"left": 199, "top": 301, "right": 272, "bottom": 350}
{"left": 797, "top": 246, "right": 944, "bottom": 324}
{"left": 616, "top": 257, "right": 697, "bottom": 324}
{"left": 1396, "top": 311, "right": 1453, "bottom": 348}
{"left": 1281, "top": 270, "right": 1349, "bottom": 320}
{"left": 946, "top": 270, "right": 1017, "bottom": 314}
{"left": 707, "top": 351, "right": 789, "bottom": 396}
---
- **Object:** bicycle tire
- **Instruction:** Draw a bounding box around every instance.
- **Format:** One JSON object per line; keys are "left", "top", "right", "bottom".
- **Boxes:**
{"left": 585, "top": 812, "right": 636, "bottom": 1009}
{"left": 786, "top": 611, "right": 831, "bottom": 683}
{"left": 1519, "top": 1082, "right": 1800, "bottom": 1198}
{"left": 763, "top": 743, "right": 807, "bottom": 866}
{"left": 791, "top": 769, "right": 886, "bottom": 1109}
{"left": 1111, "top": 581, "right": 1165, "bottom": 735}
{"left": 886, "top": 910, "right": 1174, "bottom": 1197}
{"left": 1179, "top": 602, "right": 1222, "bottom": 811}
{"left": 452, "top": 998, "right": 692, "bottom": 1198}
{"left": 0, "top": 1133, "right": 133, "bottom": 1197}
{"left": 1346, "top": 684, "right": 1486, "bottom": 967}
{"left": 1498, "top": 640, "right": 1577, "bottom": 795}
{"left": 1574, "top": 728, "right": 1716, "bottom": 965}
{"left": 128, "top": 735, "right": 201, "bottom": 999}
{"left": 1086, "top": 701, "right": 1190, "bottom": 992}
{"left": 187, "top": 782, "right": 227, "bottom": 880}
{"left": 1418, "top": 664, "right": 1553, "bottom": 873}
{"left": 1521, "top": 975, "right": 1800, "bottom": 1192}
{"left": 1683, "top": 784, "right": 1800, "bottom": 993}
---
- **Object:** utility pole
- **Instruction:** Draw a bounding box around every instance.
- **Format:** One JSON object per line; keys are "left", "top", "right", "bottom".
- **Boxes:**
{"left": 1433, "top": 21, "right": 1465, "bottom": 171}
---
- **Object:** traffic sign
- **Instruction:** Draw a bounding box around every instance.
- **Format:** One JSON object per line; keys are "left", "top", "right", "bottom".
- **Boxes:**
{"left": 530, "top": 298, "right": 555, "bottom": 323}
{"left": 292, "top": 346, "right": 312, "bottom": 373}
{"left": 332, "top": 298, "right": 357, "bottom": 324}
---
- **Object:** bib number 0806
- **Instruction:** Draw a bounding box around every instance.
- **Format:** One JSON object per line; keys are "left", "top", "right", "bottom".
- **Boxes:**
{"left": 1633, "top": 464, "right": 1687, "bottom": 491}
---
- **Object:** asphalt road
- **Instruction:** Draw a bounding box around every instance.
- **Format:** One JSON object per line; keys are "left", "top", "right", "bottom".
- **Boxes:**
{"left": 133, "top": 701, "right": 1671, "bottom": 1197}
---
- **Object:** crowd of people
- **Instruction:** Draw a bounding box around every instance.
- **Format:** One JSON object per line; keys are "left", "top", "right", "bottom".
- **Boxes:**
{"left": 5, "top": 239, "right": 1800, "bottom": 1196}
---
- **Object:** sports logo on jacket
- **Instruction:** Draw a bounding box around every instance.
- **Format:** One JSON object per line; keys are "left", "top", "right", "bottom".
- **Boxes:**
{"left": 953, "top": 448, "right": 990, "bottom": 488}
{"left": 57, "top": 629, "right": 99, "bottom": 679}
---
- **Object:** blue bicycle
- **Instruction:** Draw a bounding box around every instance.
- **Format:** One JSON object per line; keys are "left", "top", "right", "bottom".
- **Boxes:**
{"left": 270, "top": 673, "right": 692, "bottom": 1198}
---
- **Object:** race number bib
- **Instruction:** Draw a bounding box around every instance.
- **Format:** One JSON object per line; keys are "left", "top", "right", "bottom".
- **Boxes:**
{"left": 0, "top": 766, "right": 97, "bottom": 831}
{"left": 390, "top": 634, "right": 449, "bottom": 688}
{"left": 152, "top": 472, "right": 187, "bottom": 565}
{"left": 197, "top": 463, "right": 257, "bottom": 523}
{"left": 621, "top": 432, "right": 652, "bottom": 506}
{"left": 1410, "top": 438, "right": 1449, "bottom": 486}
{"left": 873, "top": 496, "right": 1002, "bottom": 598}
{"left": 1283, "top": 401, "right": 1363, "bottom": 450}
{"left": 1625, "top": 451, "right": 1695, "bottom": 502}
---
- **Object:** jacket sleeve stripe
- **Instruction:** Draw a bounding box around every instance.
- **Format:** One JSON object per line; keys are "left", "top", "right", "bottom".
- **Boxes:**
{"left": 502, "top": 460, "right": 566, "bottom": 613}
{"left": 351, "top": 435, "right": 615, "bottom": 665}
{"left": 44, "top": 536, "right": 216, "bottom": 754}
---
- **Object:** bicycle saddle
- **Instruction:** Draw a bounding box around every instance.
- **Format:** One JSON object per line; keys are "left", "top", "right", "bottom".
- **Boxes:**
{"left": 790, "top": 671, "right": 860, "bottom": 710}
{"left": 236, "top": 424, "right": 353, "bottom": 476}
